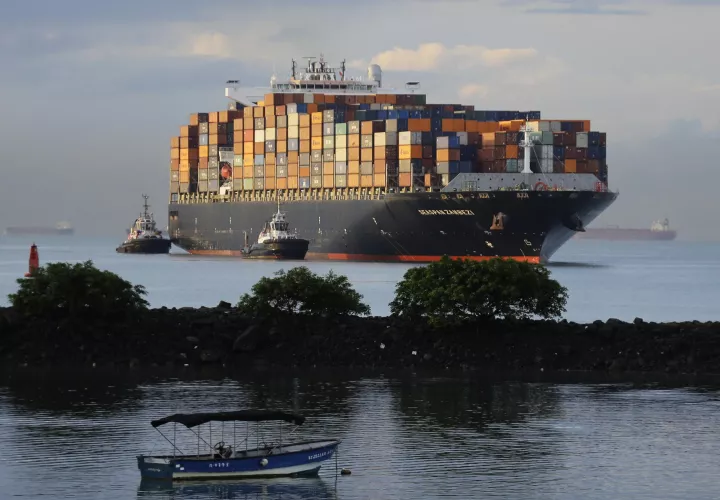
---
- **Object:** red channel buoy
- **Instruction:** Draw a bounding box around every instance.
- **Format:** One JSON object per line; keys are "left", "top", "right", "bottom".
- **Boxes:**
{"left": 24, "top": 243, "right": 39, "bottom": 277}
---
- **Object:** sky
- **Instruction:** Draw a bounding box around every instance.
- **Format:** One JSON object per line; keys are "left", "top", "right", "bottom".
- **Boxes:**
{"left": 0, "top": 0, "right": 719, "bottom": 239}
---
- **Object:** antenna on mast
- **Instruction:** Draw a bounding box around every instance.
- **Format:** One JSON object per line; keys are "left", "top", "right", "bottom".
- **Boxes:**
{"left": 291, "top": 58, "right": 297, "bottom": 79}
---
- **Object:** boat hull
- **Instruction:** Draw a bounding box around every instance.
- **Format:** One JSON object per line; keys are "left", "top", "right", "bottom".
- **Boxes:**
{"left": 116, "top": 238, "right": 172, "bottom": 254}
{"left": 169, "top": 190, "right": 617, "bottom": 263}
{"left": 242, "top": 239, "right": 310, "bottom": 260}
{"left": 137, "top": 440, "right": 339, "bottom": 481}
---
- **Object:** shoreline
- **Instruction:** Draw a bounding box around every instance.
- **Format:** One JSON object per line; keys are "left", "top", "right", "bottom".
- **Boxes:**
{"left": 2, "top": 305, "right": 720, "bottom": 377}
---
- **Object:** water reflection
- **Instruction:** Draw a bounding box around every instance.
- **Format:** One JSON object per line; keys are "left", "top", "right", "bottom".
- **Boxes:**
{"left": 137, "top": 477, "right": 338, "bottom": 500}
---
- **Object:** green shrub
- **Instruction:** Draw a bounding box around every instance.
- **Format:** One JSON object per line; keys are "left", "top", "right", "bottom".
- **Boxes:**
{"left": 237, "top": 266, "right": 370, "bottom": 317}
{"left": 8, "top": 260, "right": 149, "bottom": 319}
{"left": 390, "top": 256, "right": 567, "bottom": 325}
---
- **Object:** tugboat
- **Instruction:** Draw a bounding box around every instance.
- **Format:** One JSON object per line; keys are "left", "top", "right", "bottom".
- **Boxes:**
{"left": 241, "top": 201, "right": 309, "bottom": 260}
{"left": 116, "top": 195, "right": 172, "bottom": 254}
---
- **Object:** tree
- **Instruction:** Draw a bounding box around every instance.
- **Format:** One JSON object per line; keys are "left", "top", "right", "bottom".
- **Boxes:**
{"left": 237, "top": 266, "right": 371, "bottom": 317}
{"left": 8, "top": 260, "right": 149, "bottom": 319}
{"left": 389, "top": 256, "right": 567, "bottom": 325}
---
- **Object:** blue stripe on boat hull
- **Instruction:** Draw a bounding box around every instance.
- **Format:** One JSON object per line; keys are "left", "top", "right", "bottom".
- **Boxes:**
{"left": 138, "top": 441, "right": 339, "bottom": 481}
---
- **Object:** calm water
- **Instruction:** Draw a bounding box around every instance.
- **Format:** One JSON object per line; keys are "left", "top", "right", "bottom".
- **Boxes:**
{"left": 0, "top": 370, "right": 718, "bottom": 499}
{"left": 2, "top": 237, "right": 720, "bottom": 498}
{"left": 1, "top": 235, "right": 720, "bottom": 322}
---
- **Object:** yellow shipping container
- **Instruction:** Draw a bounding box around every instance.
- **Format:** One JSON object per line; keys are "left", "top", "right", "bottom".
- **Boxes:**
{"left": 199, "top": 145, "right": 209, "bottom": 158}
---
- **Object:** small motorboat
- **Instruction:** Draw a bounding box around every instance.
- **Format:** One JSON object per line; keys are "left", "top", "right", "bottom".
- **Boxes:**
{"left": 137, "top": 410, "right": 341, "bottom": 481}
{"left": 241, "top": 201, "right": 309, "bottom": 260}
{"left": 116, "top": 194, "right": 172, "bottom": 254}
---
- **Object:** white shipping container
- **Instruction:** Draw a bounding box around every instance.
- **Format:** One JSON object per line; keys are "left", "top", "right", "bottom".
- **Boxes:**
{"left": 398, "top": 131, "right": 412, "bottom": 145}
{"left": 323, "top": 136, "right": 334, "bottom": 149}
{"left": 288, "top": 113, "right": 299, "bottom": 127}
{"left": 374, "top": 132, "right": 386, "bottom": 148}
{"left": 576, "top": 132, "right": 589, "bottom": 148}
{"left": 542, "top": 145, "right": 554, "bottom": 159}
{"left": 219, "top": 151, "right": 234, "bottom": 162}
{"left": 550, "top": 121, "right": 562, "bottom": 132}
{"left": 233, "top": 155, "right": 243, "bottom": 167}
{"left": 335, "top": 134, "right": 347, "bottom": 149}
{"left": 385, "top": 132, "right": 398, "bottom": 146}
{"left": 457, "top": 132, "right": 468, "bottom": 146}
{"left": 266, "top": 127, "right": 276, "bottom": 141}
{"left": 254, "top": 130, "right": 265, "bottom": 143}
{"left": 540, "top": 158, "right": 553, "bottom": 173}
{"left": 288, "top": 126, "right": 299, "bottom": 139}
{"left": 526, "top": 121, "right": 540, "bottom": 132}
{"left": 335, "top": 148, "right": 347, "bottom": 162}
{"left": 303, "top": 93, "right": 314, "bottom": 104}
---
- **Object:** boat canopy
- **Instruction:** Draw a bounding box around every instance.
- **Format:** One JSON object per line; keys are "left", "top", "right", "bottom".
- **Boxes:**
{"left": 151, "top": 410, "right": 305, "bottom": 428}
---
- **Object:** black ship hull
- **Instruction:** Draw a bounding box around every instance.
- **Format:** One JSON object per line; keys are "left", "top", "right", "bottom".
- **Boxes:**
{"left": 241, "top": 239, "right": 310, "bottom": 260}
{"left": 169, "top": 190, "right": 617, "bottom": 263}
{"left": 116, "top": 238, "right": 172, "bottom": 254}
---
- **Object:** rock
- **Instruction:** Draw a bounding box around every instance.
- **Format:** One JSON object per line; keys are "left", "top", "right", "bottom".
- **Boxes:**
{"left": 200, "top": 350, "right": 222, "bottom": 363}
{"left": 233, "top": 324, "right": 259, "bottom": 353}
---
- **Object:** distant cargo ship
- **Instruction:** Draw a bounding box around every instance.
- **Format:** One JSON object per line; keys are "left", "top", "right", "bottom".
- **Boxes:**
{"left": 575, "top": 219, "right": 676, "bottom": 241}
{"left": 3, "top": 222, "right": 74, "bottom": 236}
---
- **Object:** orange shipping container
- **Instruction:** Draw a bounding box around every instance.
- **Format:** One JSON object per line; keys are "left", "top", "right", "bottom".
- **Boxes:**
{"left": 374, "top": 147, "right": 386, "bottom": 160}
{"left": 348, "top": 148, "right": 360, "bottom": 161}
{"left": 288, "top": 176, "right": 298, "bottom": 189}
{"left": 171, "top": 137, "right": 181, "bottom": 148}
{"left": 311, "top": 124, "right": 322, "bottom": 137}
{"left": 323, "top": 162, "right": 334, "bottom": 175}
{"left": 179, "top": 149, "right": 199, "bottom": 161}
{"left": 243, "top": 117, "right": 253, "bottom": 129}
{"left": 276, "top": 177, "right": 288, "bottom": 190}
{"left": 299, "top": 140, "right": 310, "bottom": 153}
{"left": 348, "top": 135, "right": 360, "bottom": 148}
{"left": 311, "top": 112, "right": 323, "bottom": 125}
{"left": 266, "top": 115, "right": 276, "bottom": 128}
{"left": 233, "top": 143, "right": 243, "bottom": 155}
{"left": 505, "top": 145, "right": 518, "bottom": 159}
{"left": 373, "top": 160, "right": 386, "bottom": 174}
{"left": 264, "top": 105, "right": 275, "bottom": 117}
{"left": 360, "top": 175, "right": 373, "bottom": 187}
{"left": 233, "top": 166, "right": 243, "bottom": 179}
{"left": 179, "top": 171, "right": 190, "bottom": 183}
{"left": 276, "top": 140, "right": 287, "bottom": 153}
{"left": 565, "top": 159, "right": 577, "bottom": 173}
{"left": 465, "top": 121, "right": 478, "bottom": 133}
{"left": 244, "top": 142, "right": 254, "bottom": 155}
{"left": 288, "top": 164, "right": 298, "bottom": 176}
{"left": 300, "top": 128, "right": 311, "bottom": 140}
{"left": 265, "top": 177, "right": 276, "bottom": 190}
{"left": 233, "top": 118, "right": 244, "bottom": 131}
{"left": 253, "top": 107, "right": 264, "bottom": 118}
{"left": 348, "top": 174, "right": 360, "bottom": 188}
{"left": 407, "top": 119, "right": 431, "bottom": 132}
{"left": 348, "top": 160, "right": 360, "bottom": 174}
{"left": 171, "top": 148, "right": 180, "bottom": 160}
{"left": 361, "top": 148, "right": 373, "bottom": 162}
{"left": 288, "top": 151, "right": 299, "bottom": 164}
{"left": 300, "top": 115, "right": 311, "bottom": 128}
{"left": 275, "top": 105, "right": 286, "bottom": 116}
{"left": 399, "top": 145, "right": 423, "bottom": 160}
{"left": 322, "top": 175, "right": 334, "bottom": 188}
{"left": 437, "top": 149, "right": 460, "bottom": 162}
{"left": 243, "top": 153, "right": 254, "bottom": 166}
{"left": 218, "top": 111, "right": 242, "bottom": 123}
{"left": 171, "top": 159, "right": 181, "bottom": 171}
{"left": 399, "top": 172, "right": 412, "bottom": 187}
{"left": 266, "top": 152, "right": 276, "bottom": 165}
{"left": 299, "top": 166, "right": 311, "bottom": 178}
{"left": 277, "top": 128, "right": 287, "bottom": 141}
{"left": 243, "top": 166, "right": 253, "bottom": 178}
{"left": 373, "top": 173, "right": 387, "bottom": 187}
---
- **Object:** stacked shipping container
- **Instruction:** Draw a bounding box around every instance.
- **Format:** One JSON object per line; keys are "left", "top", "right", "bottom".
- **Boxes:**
{"left": 170, "top": 94, "right": 608, "bottom": 197}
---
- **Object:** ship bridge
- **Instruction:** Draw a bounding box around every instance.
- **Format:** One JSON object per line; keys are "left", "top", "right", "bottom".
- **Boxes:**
{"left": 226, "top": 54, "right": 417, "bottom": 106}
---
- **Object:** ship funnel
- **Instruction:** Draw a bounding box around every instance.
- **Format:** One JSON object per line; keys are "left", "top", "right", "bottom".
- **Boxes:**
{"left": 368, "top": 64, "right": 382, "bottom": 87}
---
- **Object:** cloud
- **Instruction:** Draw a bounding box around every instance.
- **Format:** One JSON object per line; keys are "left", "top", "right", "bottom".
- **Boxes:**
{"left": 500, "top": 0, "right": 648, "bottom": 15}
{"left": 458, "top": 84, "right": 490, "bottom": 99}
{"left": 351, "top": 43, "right": 538, "bottom": 72}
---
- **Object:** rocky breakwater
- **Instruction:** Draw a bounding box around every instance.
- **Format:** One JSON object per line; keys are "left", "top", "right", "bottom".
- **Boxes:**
{"left": 1, "top": 305, "right": 720, "bottom": 375}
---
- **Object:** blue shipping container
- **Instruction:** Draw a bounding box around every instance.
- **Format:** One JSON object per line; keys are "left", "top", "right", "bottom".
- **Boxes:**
{"left": 299, "top": 177, "right": 310, "bottom": 189}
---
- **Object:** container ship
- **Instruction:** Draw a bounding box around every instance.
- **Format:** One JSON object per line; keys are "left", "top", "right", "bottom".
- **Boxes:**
{"left": 167, "top": 55, "right": 617, "bottom": 263}
{"left": 575, "top": 219, "right": 677, "bottom": 241}
{"left": 3, "top": 222, "right": 74, "bottom": 236}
